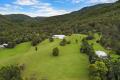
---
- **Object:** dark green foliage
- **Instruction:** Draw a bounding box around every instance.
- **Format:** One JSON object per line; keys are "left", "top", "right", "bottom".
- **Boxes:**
{"left": 86, "top": 35, "right": 94, "bottom": 40}
{"left": 86, "top": 31, "right": 94, "bottom": 40}
{"left": 49, "top": 37, "right": 54, "bottom": 42}
{"left": 89, "top": 61, "right": 108, "bottom": 80}
{"left": 0, "top": 65, "right": 22, "bottom": 80}
{"left": 75, "top": 39, "right": 78, "bottom": 43}
{"left": 31, "top": 37, "right": 41, "bottom": 46}
{"left": 80, "top": 38, "right": 97, "bottom": 63}
{"left": 66, "top": 40, "right": 71, "bottom": 44}
{"left": 80, "top": 38, "right": 90, "bottom": 53}
{"left": 59, "top": 39, "right": 67, "bottom": 46}
{"left": 52, "top": 47, "right": 59, "bottom": 56}
{"left": 35, "top": 46, "right": 38, "bottom": 51}
{"left": 6, "top": 42, "right": 16, "bottom": 48}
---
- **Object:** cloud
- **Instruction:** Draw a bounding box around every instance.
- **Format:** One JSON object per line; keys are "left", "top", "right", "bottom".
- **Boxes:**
{"left": 88, "top": 0, "right": 118, "bottom": 4}
{"left": 68, "top": 0, "right": 117, "bottom": 4}
{"left": 71, "top": 0, "right": 82, "bottom": 3}
{"left": 0, "top": 0, "right": 69, "bottom": 17}
{"left": 14, "top": 0, "right": 39, "bottom": 5}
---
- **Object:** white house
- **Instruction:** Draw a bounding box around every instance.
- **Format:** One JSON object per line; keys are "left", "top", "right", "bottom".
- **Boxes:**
{"left": 52, "top": 35, "right": 66, "bottom": 39}
{"left": 95, "top": 51, "right": 108, "bottom": 58}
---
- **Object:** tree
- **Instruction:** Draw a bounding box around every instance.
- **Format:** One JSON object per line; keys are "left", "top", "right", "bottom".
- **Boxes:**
{"left": 52, "top": 47, "right": 59, "bottom": 56}
{"left": 0, "top": 65, "right": 22, "bottom": 80}
{"left": 6, "top": 41, "right": 16, "bottom": 48}
{"left": 49, "top": 37, "right": 54, "bottom": 42}
{"left": 35, "top": 46, "right": 38, "bottom": 51}
{"left": 59, "top": 38, "right": 67, "bottom": 46}
{"left": 112, "top": 59, "right": 120, "bottom": 80}
{"left": 31, "top": 37, "right": 41, "bottom": 46}
{"left": 89, "top": 64, "right": 101, "bottom": 80}
{"left": 86, "top": 31, "right": 94, "bottom": 40}
{"left": 95, "top": 61, "right": 108, "bottom": 80}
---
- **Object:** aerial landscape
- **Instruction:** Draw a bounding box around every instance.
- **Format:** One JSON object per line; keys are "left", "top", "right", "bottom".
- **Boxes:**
{"left": 0, "top": 0, "right": 120, "bottom": 80}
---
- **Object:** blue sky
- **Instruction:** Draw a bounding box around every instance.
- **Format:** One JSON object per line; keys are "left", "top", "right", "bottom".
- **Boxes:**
{"left": 0, "top": 0, "right": 118, "bottom": 17}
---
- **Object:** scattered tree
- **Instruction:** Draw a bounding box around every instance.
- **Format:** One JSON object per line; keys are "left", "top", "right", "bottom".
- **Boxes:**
{"left": 52, "top": 47, "right": 59, "bottom": 56}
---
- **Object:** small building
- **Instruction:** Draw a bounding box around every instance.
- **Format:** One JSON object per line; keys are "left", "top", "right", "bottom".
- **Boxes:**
{"left": 95, "top": 51, "right": 108, "bottom": 59}
{"left": 52, "top": 35, "right": 66, "bottom": 39}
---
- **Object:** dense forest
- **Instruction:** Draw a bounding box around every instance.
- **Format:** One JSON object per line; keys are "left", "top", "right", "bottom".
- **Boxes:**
{"left": 0, "top": 1, "right": 120, "bottom": 55}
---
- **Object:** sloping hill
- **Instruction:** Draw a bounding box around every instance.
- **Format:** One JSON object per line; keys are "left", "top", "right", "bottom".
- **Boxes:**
{"left": 0, "top": 34, "right": 89, "bottom": 80}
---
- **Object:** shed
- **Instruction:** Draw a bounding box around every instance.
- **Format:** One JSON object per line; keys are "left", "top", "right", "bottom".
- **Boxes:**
{"left": 95, "top": 51, "right": 108, "bottom": 58}
{"left": 52, "top": 35, "right": 66, "bottom": 39}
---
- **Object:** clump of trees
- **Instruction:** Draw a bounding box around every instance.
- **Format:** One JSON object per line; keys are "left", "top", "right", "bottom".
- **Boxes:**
{"left": 52, "top": 47, "right": 59, "bottom": 56}
{"left": 89, "top": 61, "right": 108, "bottom": 80}
{"left": 80, "top": 38, "right": 97, "bottom": 63}
{"left": 59, "top": 38, "right": 71, "bottom": 46}
{"left": 6, "top": 42, "right": 16, "bottom": 48}
{"left": 80, "top": 38, "right": 120, "bottom": 80}
{"left": 0, "top": 65, "right": 22, "bottom": 80}
{"left": 59, "top": 38, "right": 67, "bottom": 46}
{"left": 31, "top": 37, "right": 41, "bottom": 46}
{"left": 49, "top": 37, "right": 54, "bottom": 42}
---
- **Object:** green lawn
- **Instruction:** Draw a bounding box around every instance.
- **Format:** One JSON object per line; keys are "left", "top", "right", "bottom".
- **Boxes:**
{"left": 0, "top": 34, "right": 89, "bottom": 80}
{"left": 0, "top": 34, "right": 119, "bottom": 80}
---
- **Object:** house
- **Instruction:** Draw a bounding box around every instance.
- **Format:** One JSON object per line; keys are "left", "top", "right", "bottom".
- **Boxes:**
{"left": 95, "top": 51, "right": 108, "bottom": 59}
{"left": 52, "top": 35, "right": 66, "bottom": 39}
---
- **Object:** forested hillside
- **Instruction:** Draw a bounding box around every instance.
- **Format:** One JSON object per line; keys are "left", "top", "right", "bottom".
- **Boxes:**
{"left": 0, "top": 1, "right": 120, "bottom": 54}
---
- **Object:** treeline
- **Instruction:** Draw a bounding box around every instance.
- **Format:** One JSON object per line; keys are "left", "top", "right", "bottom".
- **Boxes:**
{"left": 80, "top": 38, "right": 120, "bottom": 80}
{"left": 0, "top": 65, "right": 22, "bottom": 80}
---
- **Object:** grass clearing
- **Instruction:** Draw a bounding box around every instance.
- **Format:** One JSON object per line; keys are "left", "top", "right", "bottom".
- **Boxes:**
{"left": 0, "top": 34, "right": 89, "bottom": 80}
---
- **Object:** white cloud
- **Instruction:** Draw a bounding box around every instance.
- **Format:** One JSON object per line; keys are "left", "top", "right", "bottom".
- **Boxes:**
{"left": 88, "top": 0, "right": 118, "bottom": 4}
{"left": 71, "top": 0, "right": 81, "bottom": 3}
{"left": 0, "top": 0, "right": 69, "bottom": 17}
{"left": 68, "top": 0, "right": 117, "bottom": 4}
{"left": 14, "top": 0, "right": 39, "bottom": 5}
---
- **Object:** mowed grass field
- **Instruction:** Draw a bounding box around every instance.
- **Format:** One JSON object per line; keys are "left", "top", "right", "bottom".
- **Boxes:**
{"left": 0, "top": 34, "right": 89, "bottom": 80}
{"left": 0, "top": 34, "right": 118, "bottom": 80}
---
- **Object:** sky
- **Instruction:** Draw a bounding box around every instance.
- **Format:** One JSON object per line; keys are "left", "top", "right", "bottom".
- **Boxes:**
{"left": 0, "top": 0, "right": 118, "bottom": 17}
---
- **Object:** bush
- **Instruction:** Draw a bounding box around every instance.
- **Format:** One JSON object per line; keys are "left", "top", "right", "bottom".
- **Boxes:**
{"left": 31, "top": 37, "right": 41, "bottom": 46}
{"left": 86, "top": 35, "right": 94, "bottom": 40}
{"left": 0, "top": 65, "right": 22, "bottom": 80}
{"left": 67, "top": 41, "right": 71, "bottom": 44}
{"left": 6, "top": 42, "right": 16, "bottom": 48}
{"left": 59, "top": 38, "right": 67, "bottom": 46}
{"left": 52, "top": 47, "right": 59, "bottom": 56}
{"left": 49, "top": 37, "right": 54, "bottom": 42}
{"left": 96, "top": 40, "right": 100, "bottom": 43}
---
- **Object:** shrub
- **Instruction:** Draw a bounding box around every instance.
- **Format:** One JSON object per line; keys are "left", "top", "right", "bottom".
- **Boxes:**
{"left": 6, "top": 41, "right": 16, "bottom": 48}
{"left": 0, "top": 65, "right": 22, "bottom": 80}
{"left": 96, "top": 40, "right": 100, "bottom": 43}
{"left": 67, "top": 41, "right": 71, "bottom": 44}
{"left": 49, "top": 37, "right": 54, "bottom": 42}
{"left": 52, "top": 47, "right": 59, "bottom": 56}
{"left": 31, "top": 37, "right": 41, "bottom": 46}
{"left": 86, "top": 35, "right": 94, "bottom": 40}
{"left": 59, "top": 38, "right": 67, "bottom": 46}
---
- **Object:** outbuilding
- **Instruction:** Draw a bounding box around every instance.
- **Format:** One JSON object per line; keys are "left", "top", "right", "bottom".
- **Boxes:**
{"left": 95, "top": 51, "right": 108, "bottom": 59}
{"left": 52, "top": 35, "right": 66, "bottom": 39}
